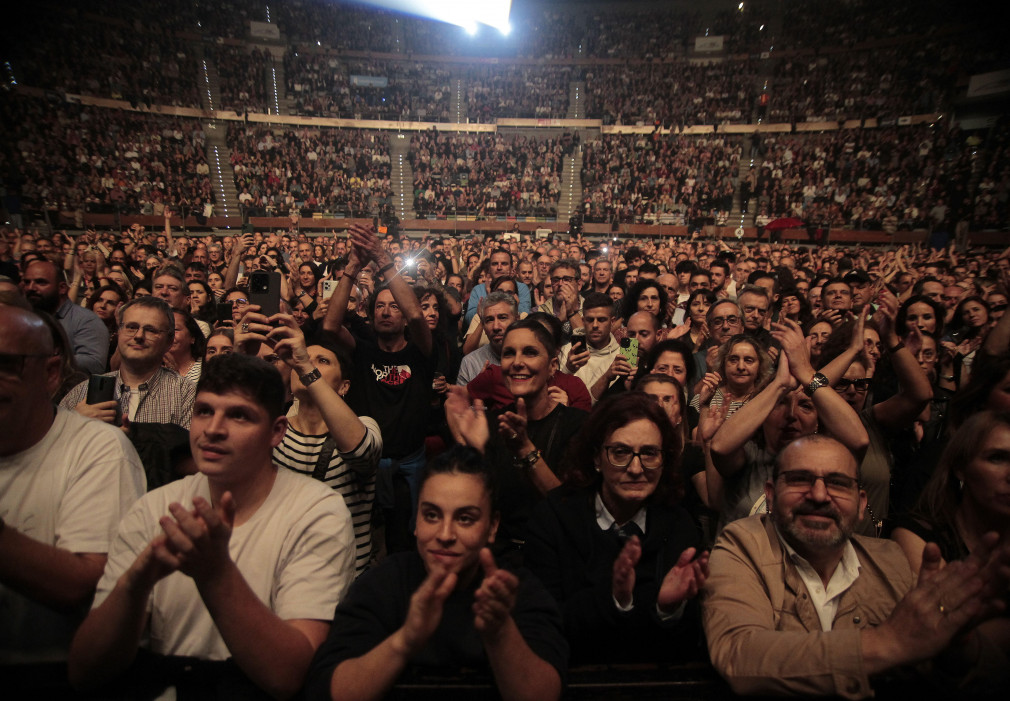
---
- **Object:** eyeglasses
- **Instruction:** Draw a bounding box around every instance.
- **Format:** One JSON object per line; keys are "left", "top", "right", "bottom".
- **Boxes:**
{"left": 834, "top": 378, "right": 871, "bottom": 392}
{"left": 778, "top": 470, "right": 859, "bottom": 496}
{"left": 551, "top": 275, "right": 576, "bottom": 285}
{"left": 603, "top": 443, "right": 665, "bottom": 470}
{"left": 710, "top": 316, "right": 741, "bottom": 328}
{"left": 121, "top": 322, "right": 167, "bottom": 337}
{"left": 0, "top": 352, "right": 52, "bottom": 377}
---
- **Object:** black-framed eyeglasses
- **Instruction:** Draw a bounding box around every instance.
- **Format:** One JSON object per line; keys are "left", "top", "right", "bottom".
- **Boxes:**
{"left": 551, "top": 275, "right": 576, "bottom": 284}
{"left": 711, "top": 316, "right": 741, "bottom": 328}
{"left": 778, "top": 470, "right": 859, "bottom": 496}
{"left": 834, "top": 378, "right": 871, "bottom": 392}
{"left": 121, "top": 323, "right": 167, "bottom": 338}
{"left": 603, "top": 443, "right": 665, "bottom": 470}
{"left": 0, "top": 352, "right": 52, "bottom": 377}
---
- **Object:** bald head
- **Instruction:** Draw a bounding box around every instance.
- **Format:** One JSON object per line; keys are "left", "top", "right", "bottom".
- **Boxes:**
{"left": 0, "top": 305, "right": 54, "bottom": 357}
{"left": 775, "top": 434, "right": 859, "bottom": 481}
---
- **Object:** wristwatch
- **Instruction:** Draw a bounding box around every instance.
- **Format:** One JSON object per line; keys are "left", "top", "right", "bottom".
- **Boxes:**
{"left": 513, "top": 448, "right": 541, "bottom": 471}
{"left": 299, "top": 367, "right": 322, "bottom": 387}
{"left": 804, "top": 372, "right": 830, "bottom": 397}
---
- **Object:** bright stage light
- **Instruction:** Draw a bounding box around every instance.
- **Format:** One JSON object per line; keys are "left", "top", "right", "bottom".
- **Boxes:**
{"left": 356, "top": 1, "right": 512, "bottom": 35}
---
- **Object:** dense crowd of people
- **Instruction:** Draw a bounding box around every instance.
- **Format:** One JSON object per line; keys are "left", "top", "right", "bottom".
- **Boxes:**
{"left": 580, "top": 134, "right": 741, "bottom": 225}
{"left": 409, "top": 130, "right": 567, "bottom": 218}
{"left": 4, "top": 219, "right": 1010, "bottom": 698}
{"left": 227, "top": 125, "right": 392, "bottom": 218}
{"left": 205, "top": 43, "right": 272, "bottom": 114}
{"left": 743, "top": 123, "right": 1010, "bottom": 231}
{"left": 0, "top": 96, "right": 213, "bottom": 219}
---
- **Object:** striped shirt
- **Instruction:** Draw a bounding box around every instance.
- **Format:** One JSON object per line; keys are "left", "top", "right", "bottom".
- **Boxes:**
{"left": 273, "top": 417, "right": 382, "bottom": 575}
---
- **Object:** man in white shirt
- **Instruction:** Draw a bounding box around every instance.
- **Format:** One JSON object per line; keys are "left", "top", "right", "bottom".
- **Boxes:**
{"left": 559, "top": 292, "right": 621, "bottom": 403}
{"left": 69, "top": 353, "right": 356, "bottom": 698}
{"left": 0, "top": 306, "right": 145, "bottom": 674}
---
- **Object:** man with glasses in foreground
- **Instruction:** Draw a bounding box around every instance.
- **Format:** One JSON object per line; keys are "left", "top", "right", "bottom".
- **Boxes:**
{"left": 60, "top": 297, "right": 196, "bottom": 431}
{"left": 703, "top": 434, "right": 1010, "bottom": 698}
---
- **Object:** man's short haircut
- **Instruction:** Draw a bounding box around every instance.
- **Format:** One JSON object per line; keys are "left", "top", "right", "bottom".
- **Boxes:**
{"left": 482, "top": 291, "right": 518, "bottom": 318}
{"left": 707, "top": 298, "right": 744, "bottom": 326}
{"left": 674, "top": 260, "right": 697, "bottom": 275}
{"left": 25, "top": 258, "right": 67, "bottom": 286}
{"left": 737, "top": 284, "right": 771, "bottom": 303}
{"left": 691, "top": 269, "right": 713, "bottom": 282}
{"left": 912, "top": 276, "right": 943, "bottom": 295}
{"left": 707, "top": 260, "right": 731, "bottom": 276}
{"left": 549, "top": 258, "right": 580, "bottom": 277}
{"left": 747, "top": 270, "right": 776, "bottom": 287}
{"left": 154, "top": 265, "right": 186, "bottom": 286}
{"left": 197, "top": 352, "right": 285, "bottom": 421}
{"left": 116, "top": 295, "right": 176, "bottom": 335}
{"left": 821, "top": 277, "right": 851, "bottom": 296}
{"left": 185, "top": 261, "right": 207, "bottom": 275}
{"left": 490, "top": 248, "right": 513, "bottom": 264}
{"left": 582, "top": 291, "right": 614, "bottom": 316}
{"left": 638, "top": 262, "right": 661, "bottom": 277}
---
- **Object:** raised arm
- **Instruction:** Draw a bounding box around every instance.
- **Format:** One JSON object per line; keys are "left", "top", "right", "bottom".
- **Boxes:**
{"left": 351, "top": 224, "right": 432, "bottom": 357}
{"left": 710, "top": 356, "right": 795, "bottom": 478}
{"left": 321, "top": 244, "right": 361, "bottom": 350}
{"left": 868, "top": 289, "right": 932, "bottom": 431}
{"left": 224, "top": 232, "right": 253, "bottom": 290}
{"left": 269, "top": 315, "right": 366, "bottom": 452}
{"left": 772, "top": 319, "right": 869, "bottom": 456}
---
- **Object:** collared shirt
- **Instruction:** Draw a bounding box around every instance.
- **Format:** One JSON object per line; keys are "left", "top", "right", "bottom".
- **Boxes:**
{"left": 59, "top": 367, "right": 196, "bottom": 429}
{"left": 594, "top": 492, "right": 647, "bottom": 534}
{"left": 595, "top": 493, "right": 684, "bottom": 620}
{"left": 54, "top": 297, "right": 110, "bottom": 375}
{"left": 777, "top": 527, "right": 862, "bottom": 632}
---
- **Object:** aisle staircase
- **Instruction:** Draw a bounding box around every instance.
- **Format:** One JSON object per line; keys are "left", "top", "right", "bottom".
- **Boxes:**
{"left": 204, "top": 123, "right": 240, "bottom": 222}
{"left": 567, "top": 81, "right": 586, "bottom": 119}
{"left": 732, "top": 160, "right": 755, "bottom": 228}
{"left": 389, "top": 133, "right": 415, "bottom": 221}
{"left": 559, "top": 146, "right": 583, "bottom": 222}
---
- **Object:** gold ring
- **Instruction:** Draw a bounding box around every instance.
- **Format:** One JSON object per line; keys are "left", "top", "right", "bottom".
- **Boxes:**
{"left": 938, "top": 603, "right": 947, "bottom": 615}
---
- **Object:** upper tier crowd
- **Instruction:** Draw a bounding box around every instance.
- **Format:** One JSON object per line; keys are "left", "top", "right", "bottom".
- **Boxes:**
{"left": 408, "top": 130, "right": 568, "bottom": 219}
{"left": 4, "top": 91, "right": 1006, "bottom": 232}
{"left": 5, "top": 0, "right": 997, "bottom": 130}
{"left": 227, "top": 125, "right": 392, "bottom": 219}
{"left": 3, "top": 218, "right": 1010, "bottom": 698}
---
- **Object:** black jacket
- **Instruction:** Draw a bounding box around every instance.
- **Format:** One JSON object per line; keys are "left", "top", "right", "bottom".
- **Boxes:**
{"left": 524, "top": 484, "right": 706, "bottom": 664}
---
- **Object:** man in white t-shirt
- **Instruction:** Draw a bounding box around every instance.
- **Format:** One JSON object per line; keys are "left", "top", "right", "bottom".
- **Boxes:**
{"left": 0, "top": 306, "right": 146, "bottom": 673}
{"left": 70, "top": 353, "right": 355, "bottom": 698}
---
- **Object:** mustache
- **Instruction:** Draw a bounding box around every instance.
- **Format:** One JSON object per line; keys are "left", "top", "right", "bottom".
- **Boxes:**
{"left": 792, "top": 503, "right": 840, "bottom": 523}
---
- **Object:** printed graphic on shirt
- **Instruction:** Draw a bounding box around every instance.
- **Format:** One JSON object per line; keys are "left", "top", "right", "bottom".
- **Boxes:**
{"left": 372, "top": 363, "right": 412, "bottom": 386}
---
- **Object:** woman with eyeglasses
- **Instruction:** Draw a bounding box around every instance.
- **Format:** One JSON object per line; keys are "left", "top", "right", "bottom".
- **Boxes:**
{"left": 524, "top": 393, "right": 708, "bottom": 664}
